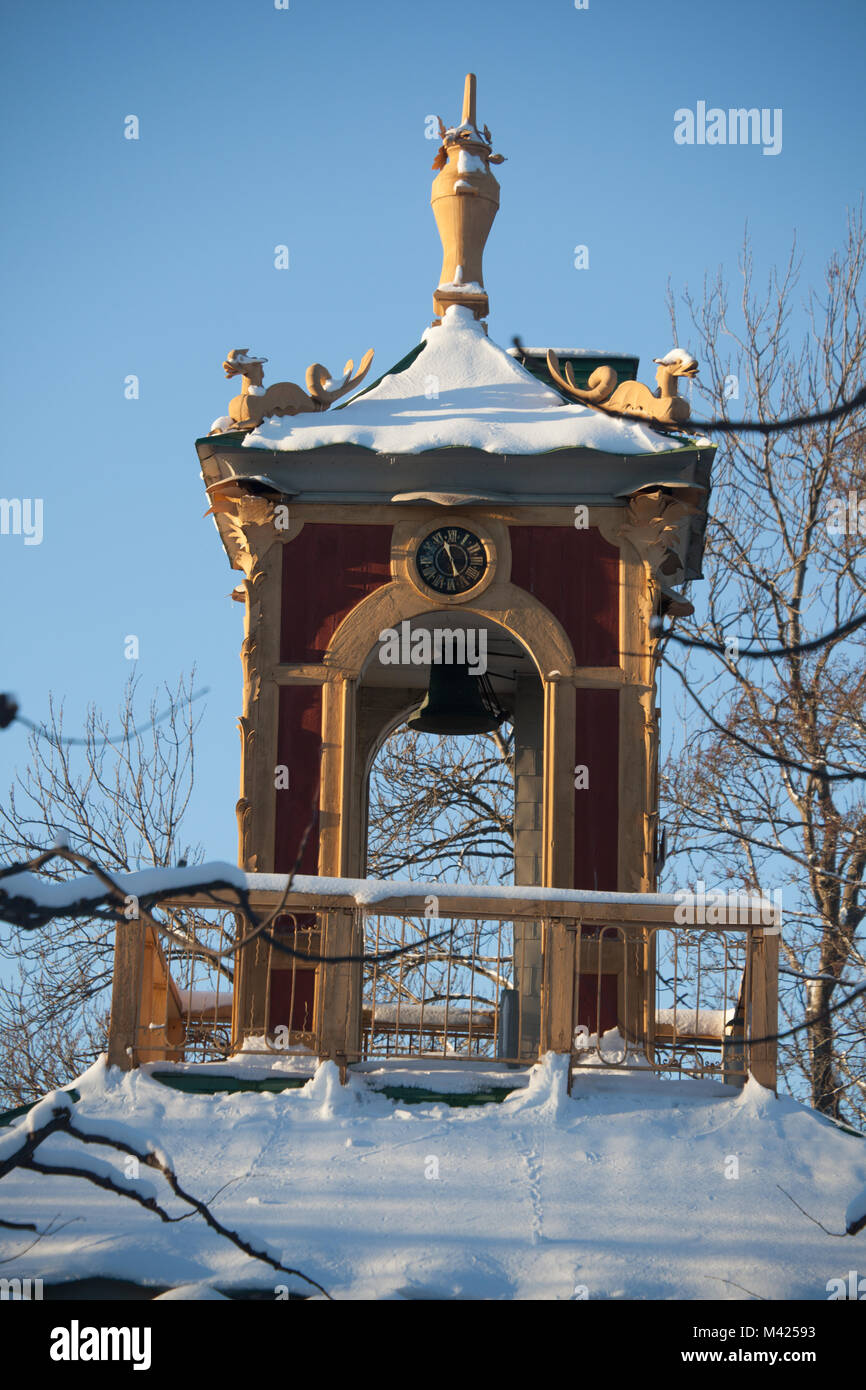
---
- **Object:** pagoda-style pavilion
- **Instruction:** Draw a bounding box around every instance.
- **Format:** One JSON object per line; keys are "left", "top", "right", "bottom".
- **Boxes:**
{"left": 107, "top": 75, "right": 778, "bottom": 1091}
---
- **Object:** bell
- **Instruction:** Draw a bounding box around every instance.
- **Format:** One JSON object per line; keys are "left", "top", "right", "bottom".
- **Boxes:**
{"left": 407, "top": 662, "right": 504, "bottom": 735}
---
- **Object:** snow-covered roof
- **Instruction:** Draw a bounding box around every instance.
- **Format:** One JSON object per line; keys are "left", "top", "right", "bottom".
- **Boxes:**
{"left": 2, "top": 1055, "right": 863, "bottom": 1299}
{"left": 242, "top": 307, "right": 689, "bottom": 458}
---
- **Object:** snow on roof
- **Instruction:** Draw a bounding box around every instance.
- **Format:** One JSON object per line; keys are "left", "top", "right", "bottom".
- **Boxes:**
{"left": 506, "top": 346, "right": 634, "bottom": 358}
{"left": 242, "top": 307, "right": 684, "bottom": 458}
{"left": 2, "top": 1055, "right": 863, "bottom": 1299}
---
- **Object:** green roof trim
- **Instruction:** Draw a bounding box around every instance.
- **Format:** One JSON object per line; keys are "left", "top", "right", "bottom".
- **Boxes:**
{"left": 370, "top": 1084, "right": 518, "bottom": 1107}
{"left": 195, "top": 428, "right": 249, "bottom": 447}
{"left": 151, "top": 1071, "right": 308, "bottom": 1096}
{"left": 516, "top": 352, "right": 641, "bottom": 395}
{"left": 333, "top": 340, "right": 427, "bottom": 409}
{"left": 0, "top": 1087, "right": 80, "bottom": 1129}
{"left": 149, "top": 1070, "right": 522, "bottom": 1107}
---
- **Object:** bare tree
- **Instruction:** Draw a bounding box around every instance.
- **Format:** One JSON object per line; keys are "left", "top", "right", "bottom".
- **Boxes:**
{"left": 367, "top": 724, "right": 514, "bottom": 884}
{"left": 364, "top": 724, "right": 515, "bottom": 1038}
{"left": 662, "top": 208, "right": 866, "bottom": 1123}
{"left": 0, "top": 675, "right": 203, "bottom": 1105}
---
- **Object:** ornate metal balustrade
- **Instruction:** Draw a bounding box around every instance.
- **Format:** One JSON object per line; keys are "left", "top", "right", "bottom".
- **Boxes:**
{"left": 107, "top": 884, "right": 779, "bottom": 1090}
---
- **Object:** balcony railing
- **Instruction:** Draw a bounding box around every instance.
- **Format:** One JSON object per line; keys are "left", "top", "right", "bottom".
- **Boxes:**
{"left": 107, "top": 880, "right": 779, "bottom": 1090}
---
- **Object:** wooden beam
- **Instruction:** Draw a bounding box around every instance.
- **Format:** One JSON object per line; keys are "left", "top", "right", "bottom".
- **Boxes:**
{"left": 157, "top": 887, "right": 772, "bottom": 929}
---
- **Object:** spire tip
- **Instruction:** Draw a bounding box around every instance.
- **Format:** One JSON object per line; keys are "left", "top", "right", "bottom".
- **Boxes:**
{"left": 462, "top": 73, "right": 477, "bottom": 128}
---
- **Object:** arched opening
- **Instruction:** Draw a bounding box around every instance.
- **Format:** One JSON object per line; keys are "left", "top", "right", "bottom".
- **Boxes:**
{"left": 358, "top": 613, "right": 543, "bottom": 1063}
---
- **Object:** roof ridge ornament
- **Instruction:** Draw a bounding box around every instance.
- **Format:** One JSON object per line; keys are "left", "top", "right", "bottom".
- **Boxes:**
{"left": 430, "top": 74, "right": 505, "bottom": 325}
{"left": 546, "top": 347, "right": 699, "bottom": 427}
{"left": 210, "top": 346, "right": 375, "bottom": 435}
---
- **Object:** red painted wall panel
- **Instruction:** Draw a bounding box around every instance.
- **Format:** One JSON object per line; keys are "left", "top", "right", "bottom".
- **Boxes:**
{"left": 575, "top": 972, "right": 618, "bottom": 1037}
{"left": 573, "top": 687, "right": 619, "bottom": 890}
{"left": 268, "top": 968, "right": 316, "bottom": 1034}
{"left": 280, "top": 524, "right": 392, "bottom": 663}
{"left": 508, "top": 526, "right": 619, "bottom": 666}
{"left": 275, "top": 685, "right": 323, "bottom": 873}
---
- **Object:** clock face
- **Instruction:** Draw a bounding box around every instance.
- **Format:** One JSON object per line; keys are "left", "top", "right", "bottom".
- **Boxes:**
{"left": 415, "top": 526, "right": 487, "bottom": 595}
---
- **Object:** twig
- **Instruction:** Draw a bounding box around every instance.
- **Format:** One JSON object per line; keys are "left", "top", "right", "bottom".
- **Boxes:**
{"left": 703, "top": 1274, "right": 766, "bottom": 1300}
{"left": 0, "top": 1104, "right": 332, "bottom": 1297}
{"left": 776, "top": 1183, "right": 849, "bottom": 1237}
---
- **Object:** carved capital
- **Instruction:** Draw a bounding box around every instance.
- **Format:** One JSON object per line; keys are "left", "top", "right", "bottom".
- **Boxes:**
{"left": 220, "top": 496, "right": 282, "bottom": 579}
{"left": 619, "top": 490, "right": 697, "bottom": 616}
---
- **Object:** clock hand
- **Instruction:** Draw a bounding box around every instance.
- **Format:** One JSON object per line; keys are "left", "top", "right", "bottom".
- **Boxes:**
{"left": 442, "top": 541, "right": 459, "bottom": 577}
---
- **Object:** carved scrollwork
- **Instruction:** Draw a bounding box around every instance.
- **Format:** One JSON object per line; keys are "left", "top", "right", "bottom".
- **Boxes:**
{"left": 619, "top": 489, "right": 698, "bottom": 617}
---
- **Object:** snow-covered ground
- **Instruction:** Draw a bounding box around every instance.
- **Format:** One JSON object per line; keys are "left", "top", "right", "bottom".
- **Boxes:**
{"left": 2, "top": 1055, "right": 864, "bottom": 1301}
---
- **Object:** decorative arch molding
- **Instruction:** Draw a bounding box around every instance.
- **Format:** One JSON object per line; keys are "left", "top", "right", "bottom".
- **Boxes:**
{"left": 321, "top": 577, "right": 577, "bottom": 684}
{"left": 361, "top": 693, "right": 425, "bottom": 783}
{"left": 317, "top": 573, "right": 581, "bottom": 884}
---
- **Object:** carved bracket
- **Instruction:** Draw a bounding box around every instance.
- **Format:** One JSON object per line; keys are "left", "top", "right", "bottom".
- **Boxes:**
{"left": 619, "top": 490, "right": 698, "bottom": 616}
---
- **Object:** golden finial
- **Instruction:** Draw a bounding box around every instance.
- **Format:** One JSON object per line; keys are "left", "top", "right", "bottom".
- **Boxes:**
{"left": 430, "top": 73, "right": 506, "bottom": 323}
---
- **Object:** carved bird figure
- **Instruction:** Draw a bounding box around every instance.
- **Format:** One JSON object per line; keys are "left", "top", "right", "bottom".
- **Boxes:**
{"left": 546, "top": 347, "right": 699, "bottom": 427}
{"left": 211, "top": 347, "right": 374, "bottom": 433}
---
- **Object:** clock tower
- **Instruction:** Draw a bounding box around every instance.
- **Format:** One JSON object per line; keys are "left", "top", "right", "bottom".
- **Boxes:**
{"left": 196, "top": 75, "right": 714, "bottom": 1060}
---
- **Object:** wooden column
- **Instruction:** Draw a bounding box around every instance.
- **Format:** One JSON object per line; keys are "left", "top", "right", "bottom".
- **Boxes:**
{"left": 748, "top": 928, "right": 779, "bottom": 1092}
{"left": 232, "top": 514, "right": 284, "bottom": 1046}
{"left": 315, "top": 907, "right": 362, "bottom": 1071}
{"left": 137, "top": 925, "right": 185, "bottom": 1064}
{"left": 617, "top": 537, "right": 655, "bottom": 893}
{"left": 539, "top": 917, "right": 576, "bottom": 1059}
{"left": 107, "top": 917, "right": 145, "bottom": 1070}
{"left": 616, "top": 535, "right": 656, "bottom": 1052}
{"left": 539, "top": 676, "right": 577, "bottom": 1068}
{"left": 319, "top": 674, "right": 355, "bottom": 877}
{"left": 108, "top": 919, "right": 185, "bottom": 1068}
{"left": 542, "top": 675, "right": 575, "bottom": 888}
{"left": 513, "top": 672, "right": 544, "bottom": 1058}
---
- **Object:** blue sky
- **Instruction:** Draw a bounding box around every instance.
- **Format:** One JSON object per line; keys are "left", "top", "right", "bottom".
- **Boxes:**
{"left": 1, "top": 0, "right": 864, "bottom": 866}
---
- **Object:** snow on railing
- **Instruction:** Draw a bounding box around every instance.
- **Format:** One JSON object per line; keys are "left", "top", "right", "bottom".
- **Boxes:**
{"left": 112, "top": 881, "right": 778, "bottom": 1088}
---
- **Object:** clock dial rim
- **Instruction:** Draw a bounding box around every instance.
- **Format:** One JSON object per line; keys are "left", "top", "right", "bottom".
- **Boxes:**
{"left": 401, "top": 515, "right": 500, "bottom": 607}
{"left": 415, "top": 526, "right": 488, "bottom": 595}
